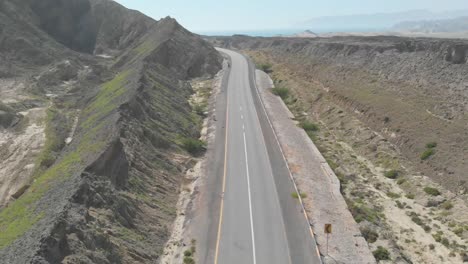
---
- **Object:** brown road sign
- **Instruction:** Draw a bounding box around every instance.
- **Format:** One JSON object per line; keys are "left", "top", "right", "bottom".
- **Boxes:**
{"left": 324, "top": 224, "right": 332, "bottom": 234}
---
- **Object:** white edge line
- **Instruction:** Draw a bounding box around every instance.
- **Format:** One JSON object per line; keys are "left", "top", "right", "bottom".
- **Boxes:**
{"left": 243, "top": 130, "right": 257, "bottom": 264}
{"left": 249, "top": 60, "right": 323, "bottom": 262}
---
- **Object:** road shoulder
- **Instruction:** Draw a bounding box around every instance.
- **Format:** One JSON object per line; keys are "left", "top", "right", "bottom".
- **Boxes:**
{"left": 160, "top": 58, "right": 230, "bottom": 264}
{"left": 254, "top": 69, "right": 376, "bottom": 264}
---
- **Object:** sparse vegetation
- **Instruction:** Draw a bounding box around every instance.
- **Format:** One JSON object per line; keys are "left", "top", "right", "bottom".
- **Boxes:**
{"left": 384, "top": 170, "right": 399, "bottom": 179}
{"left": 300, "top": 120, "right": 319, "bottom": 132}
{"left": 395, "top": 200, "right": 404, "bottom": 209}
{"left": 180, "top": 137, "right": 206, "bottom": 155}
{"left": 81, "top": 70, "right": 132, "bottom": 129}
{"left": 291, "top": 192, "right": 307, "bottom": 199}
{"left": 0, "top": 72, "right": 135, "bottom": 249}
{"left": 441, "top": 201, "right": 453, "bottom": 210}
{"left": 360, "top": 226, "right": 379, "bottom": 243}
{"left": 386, "top": 192, "right": 401, "bottom": 199}
{"left": 420, "top": 148, "right": 435, "bottom": 160}
{"left": 183, "top": 257, "right": 195, "bottom": 264}
{"left": 257, "top": 63, "right": 273, "bottom": 73}
{"left": 33, "top": 107, "right": 73, "bottom": 175}
{"left": 373, "top": 246, "right": 390, "bottom": 261}
{"left": 453, "top": 227, "right": 464, "bottom": 237}
{"left": 423, "top": 187, "right": 441, "bottom": 196}
{"left": 182, "top": 238, "right": 197, "bottom": 263}
{"left": 405, "top": 193, "right": 415, "bottom": 199}
{"left": 397, "top": 178, "right": 406, "bottom": 185}
{"left": 271, "top": 87, "right": 290, "bottom": 100}
{"left": 193, "top": 103, "right": 207, "bottom": 116}
{"left": 441, "top": 238, "right": 450, "bottom": 247}
{"left": 326, "top": 158, "right": 338, "bottom": 171}
{"left": 420, "top": 142, "right": 437, "bottom": 160}
{"left": 348, "top": 200, "right": 383, "bottom": 224}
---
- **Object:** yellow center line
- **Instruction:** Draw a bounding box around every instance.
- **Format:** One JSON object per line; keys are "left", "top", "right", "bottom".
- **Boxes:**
{"left": 214, "top": 84, "right": 230, "bottom": 264}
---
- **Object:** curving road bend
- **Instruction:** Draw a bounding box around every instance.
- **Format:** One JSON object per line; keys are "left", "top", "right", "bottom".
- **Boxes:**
{"left": 213, "top": 48, "right": 322, "bottom": 264}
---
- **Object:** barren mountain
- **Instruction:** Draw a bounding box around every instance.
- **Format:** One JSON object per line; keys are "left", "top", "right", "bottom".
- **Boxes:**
{"left": 393, "top": 16, "right": 468, "bottom": 33}
{"left": 0, "top": 0, "right": 221, "bottom": 263}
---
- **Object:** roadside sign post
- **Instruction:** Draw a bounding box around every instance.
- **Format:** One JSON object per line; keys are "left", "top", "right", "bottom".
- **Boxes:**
{"left": 324, "top": 224, "right": 332, "bottom": 256}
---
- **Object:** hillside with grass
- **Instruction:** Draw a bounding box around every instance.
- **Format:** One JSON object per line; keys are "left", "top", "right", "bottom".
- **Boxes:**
{"left": 0, "top": 0, "right": 221, "bottom": 262}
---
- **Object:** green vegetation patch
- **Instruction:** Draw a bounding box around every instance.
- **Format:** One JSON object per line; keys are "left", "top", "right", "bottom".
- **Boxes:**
{"left": 300, "top": 120, "right": 319, "bottom": 132}
{"left": 360, "top": 226, "right": 379, "bottom": 243}
{"left": 35, "top": 108, "right": 66, "bottom": 170}
{"left": 348, "top": 199, "right": 383, "bottom": 224}
{"left": 373, "top": 246, "right": 390, "bottom": 261}
{"left": 291, "top": 192, "right": 307, "bottom": 199}
{"left": 257, "top": 63, "right": 273, "bottom": 73}
{"left": 271, "top": 87, "right": 290, "bottom": 100}
{"left": 424, "top": 187, "right": 441, "bottom": 196}
{"left": 183, "top": 238, "right": 197, "bottom": 264}
{"left": 117, "top": 226, "right": 147, "bottom": 242}
{"left": 384, "top": 170, "right": 399, "bottom": 179}
{"left": 421, "top": 148, "right": 435, "bottom": 160}
{"left": 0, "top": 151, "right": 80, "bottom": 249}
{"left": 421, "top": 142, "right": 437, "bottom": 160}
{"left": 386, "top": 192, "right": 401, "bottom": 199}
{"left": 0, "top": 71, "right": 129, "bottom": 249}
{"left": 81, "top": 70, "right": 132, "bottom": 129}
{"left": 135, "top": 39, "right": 156, "bottom": 56}
{"left": 180, "top": 137, "right": 206, "bottom": 155}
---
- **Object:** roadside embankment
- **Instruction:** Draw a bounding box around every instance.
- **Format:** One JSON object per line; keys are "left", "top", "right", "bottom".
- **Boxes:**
{"left": 255, "top": 69, "right": 375, "bottom": 263}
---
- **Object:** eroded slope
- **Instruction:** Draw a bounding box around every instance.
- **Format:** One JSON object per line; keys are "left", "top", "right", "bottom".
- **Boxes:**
{"left": 0, "top": 0, "right": 221, "bottom": 263}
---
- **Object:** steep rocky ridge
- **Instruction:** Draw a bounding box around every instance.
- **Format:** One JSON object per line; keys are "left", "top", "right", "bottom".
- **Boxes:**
{"left": 0, "top": 0, "right": 221, "bottom": 263}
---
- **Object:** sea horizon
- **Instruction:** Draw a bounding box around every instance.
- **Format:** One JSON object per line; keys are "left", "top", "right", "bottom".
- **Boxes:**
{"left": 196, "top": 27, "right": 385, "bottom": 37}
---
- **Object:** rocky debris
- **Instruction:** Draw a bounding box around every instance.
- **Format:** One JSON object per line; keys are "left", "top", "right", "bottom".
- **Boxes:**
{"left": 0, "top": 0, "right": 222, "bottom": 263}
{"left": 0, "top": 107, "right": 47, "bottom": 207}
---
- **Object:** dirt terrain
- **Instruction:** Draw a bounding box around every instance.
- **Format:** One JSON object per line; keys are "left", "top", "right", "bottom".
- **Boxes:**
{"left": 0, "top": 0, "right": 221, "bottom": 263}
{"left": 210, "top": 35, "right": 468, "bottom": 263}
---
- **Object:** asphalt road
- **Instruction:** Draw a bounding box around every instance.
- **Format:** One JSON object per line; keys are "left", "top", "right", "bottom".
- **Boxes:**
{"left": 213, "top": 48, "right": 322, "bottom": 264}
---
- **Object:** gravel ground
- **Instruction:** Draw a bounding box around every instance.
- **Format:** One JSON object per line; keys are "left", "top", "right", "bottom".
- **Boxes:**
{"left": 255, "top": 70, "right": 375, "bottom": 264}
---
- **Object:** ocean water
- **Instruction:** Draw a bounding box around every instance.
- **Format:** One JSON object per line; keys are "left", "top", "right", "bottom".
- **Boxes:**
{"left": 197, "top": 27, "right": 382, "bottom": 37}
{"left": 197, "top": 29, "right": 307, "bottom": 37}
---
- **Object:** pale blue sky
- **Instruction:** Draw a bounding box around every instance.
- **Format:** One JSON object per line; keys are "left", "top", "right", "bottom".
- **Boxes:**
{"left": 114, "top": 0, "right": 468, "bottom": 32}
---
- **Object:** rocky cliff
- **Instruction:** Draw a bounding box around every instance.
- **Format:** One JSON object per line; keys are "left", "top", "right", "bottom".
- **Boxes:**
{"left": 0, "top": 0, "right": 222, "bottom": 263}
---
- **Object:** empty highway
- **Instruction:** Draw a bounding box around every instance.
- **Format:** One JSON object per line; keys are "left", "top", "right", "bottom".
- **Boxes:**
{"left": 213, "top": 48, "right": 322, "bottom": 264}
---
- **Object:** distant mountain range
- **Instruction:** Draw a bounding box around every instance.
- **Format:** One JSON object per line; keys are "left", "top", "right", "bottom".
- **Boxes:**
{"left": 393, "top": 16, "right": 468, "bottom": 32}
{"left": 299, "top": 9, "right": 468, "bottom": 31}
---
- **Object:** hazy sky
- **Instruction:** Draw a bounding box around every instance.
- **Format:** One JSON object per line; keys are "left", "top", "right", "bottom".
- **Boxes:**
{"left": 114, "top": 0, "right": 468, "bottom": 32}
